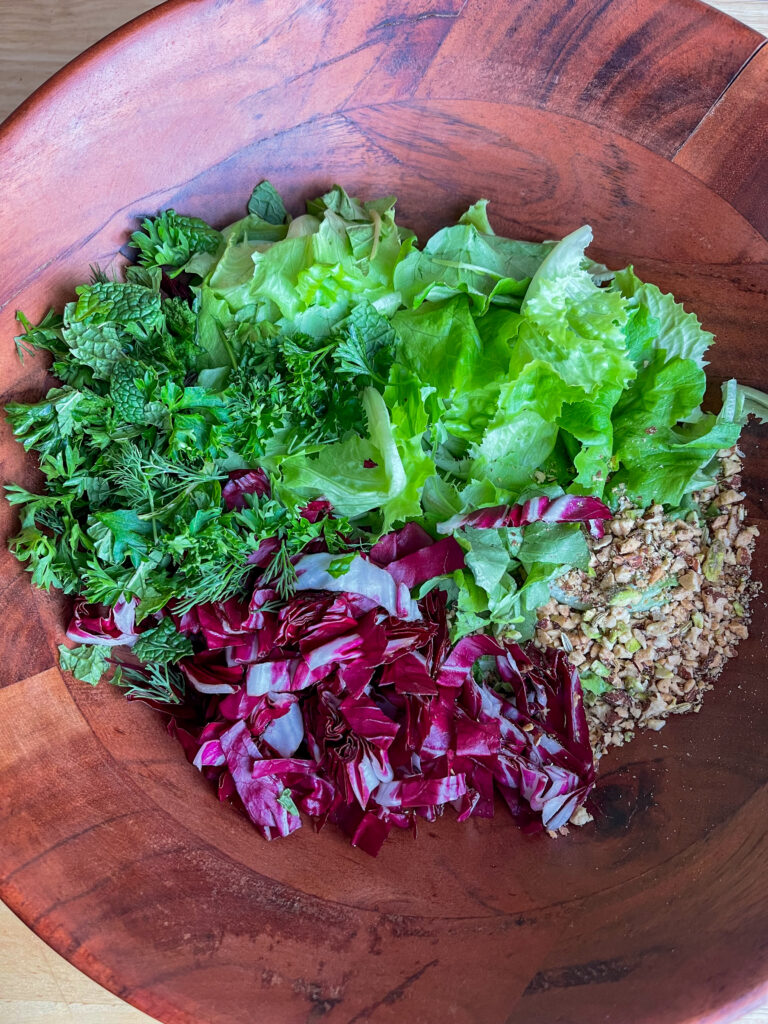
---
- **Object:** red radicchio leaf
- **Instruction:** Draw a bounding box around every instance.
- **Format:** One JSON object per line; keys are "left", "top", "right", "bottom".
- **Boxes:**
{"left": 274, "top": 593, "right": 345, "bottom": 647}
{"left": 225, "top": 624, "right": 278, "bottom": 666}
{"left": 299, "top": 498, "right": 334, "bottom": 523}
{"left": 222, "top": 468, "right": 270, "bottom": 510}
{"left": 260, "top": 699, "right": 305, "bottom": 757}
{"left": 303, "top": 689, "right": 394, "bottom": 809}
{"left": 436, "top": 633, "right": 506, "bottom": 688}
{"left": 369, "top": 522, "right": 434, "bottom": 566}
{"left": 338, "top": 693, "right": 400, "bottom": 748}
{"left": 242, "top": 587, "right": 278, "bottom": 631}
{"left": 374, "top": 773, "right": 467, "bottom": 809}
{"left": 217, "top": 720, "right": 306, "bottom": 839}
{"left": 167, "top": 718, "right": 209, "bottom": 764}
{"left": 194, "top": 598, "right": 252, "bottom": 649}
{"left": 245, "top": 658, "right": 306, "bottom": 696}
{"left": 247, "top": 536, "right": 281, "bottom": 567}
{"left": 179, "top": 652, "right": 243, "bottom": 694}
{"left": 66, "top": 595, "right": 140, "bottom": 647}
{"left": 436, "top": 494, "right": 611, "bottom": 534}
{"left": 331, "top": 804, "right": 408, "bottom": 856}
{"left": 386, "top": 537, "right": 466, "bottom": 589}
{"left": 251, "top": 758, "right": 335, "bottom": 817}
{"left": 380, "top": 652, "right": 438, "bottom": 696}
{"left": 454, "top": 714, "right": 502, "bottom": 757}
{"left": 378, "top": 617, "right": 439, "bottom": 664}
{"left": 294, "top": 552, "right": 420, "bottom": 621}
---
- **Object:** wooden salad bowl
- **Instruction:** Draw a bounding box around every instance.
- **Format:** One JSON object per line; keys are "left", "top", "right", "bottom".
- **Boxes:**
{"left": 1, "top": 1, "right": 766, "bottom": 1021}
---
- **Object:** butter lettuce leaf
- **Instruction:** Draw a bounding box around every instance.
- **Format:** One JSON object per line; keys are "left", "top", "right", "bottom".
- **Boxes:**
{"left": 612, "top": 266, "right": 714, "bottom": 367}
{"left": 394, "top": 212, "right": 550, "bottom": 313}
{"left": 278, "top": 388, "right": 432, "bottom": 531}
{"left": 519, "top": 226, "right": 635, "bottom": 397}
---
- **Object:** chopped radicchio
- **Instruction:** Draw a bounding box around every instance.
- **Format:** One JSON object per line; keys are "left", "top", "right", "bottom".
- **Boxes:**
{"left": 222, "top": 468, "right": 270, "bottom": 510}
{"left": 299, "top": 498, "right": 334, "bottom": 523}
{"left": 436, "top": 494, "right": 611, "bottom": 534}
{"left": 163, "top": 521, "right": 596, "bottom": 854}
{"left": 294, "top": 551, "right": 421, "bottom": 621}
{"left": 67, "top": 595, "right": 140, "bottom": 647}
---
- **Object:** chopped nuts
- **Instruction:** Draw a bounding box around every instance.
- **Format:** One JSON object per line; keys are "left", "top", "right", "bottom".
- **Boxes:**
{"left": 533, "top": 447, "right": 759, "bottom": 760}
{"left": 678, "top": 571, "right": 699, "bottom": 592}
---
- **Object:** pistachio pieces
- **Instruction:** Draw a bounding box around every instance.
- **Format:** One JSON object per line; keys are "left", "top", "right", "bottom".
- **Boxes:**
{"left": 535, "top": 447, "right": 759, "bottom": 760}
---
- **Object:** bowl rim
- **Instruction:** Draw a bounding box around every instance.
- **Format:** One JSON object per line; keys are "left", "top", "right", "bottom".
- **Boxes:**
{"left": 0, "top": 0, "right": 763, "bottom": 144}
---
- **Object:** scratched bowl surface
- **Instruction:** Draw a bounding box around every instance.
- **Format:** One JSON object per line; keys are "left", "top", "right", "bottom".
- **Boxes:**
{"left": 0, "top": 1, "right": 766, "bottom": 1022}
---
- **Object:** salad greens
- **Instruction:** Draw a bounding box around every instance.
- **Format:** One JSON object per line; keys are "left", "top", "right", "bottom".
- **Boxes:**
{"left": 5, "top": 182, "right": 759, "bottom": 692}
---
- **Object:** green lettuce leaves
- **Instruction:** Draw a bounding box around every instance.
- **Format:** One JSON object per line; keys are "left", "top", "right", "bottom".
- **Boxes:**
{"left": 394, "top": 201, "right": 551, "bottom": 313}
{"left": 278, "top": 388, "right": 433, "bottom": 531}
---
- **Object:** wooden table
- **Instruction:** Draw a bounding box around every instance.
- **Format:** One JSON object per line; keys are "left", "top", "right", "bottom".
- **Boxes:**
{"left": 0, "top": 1, "right": 766, "bottom": 1022}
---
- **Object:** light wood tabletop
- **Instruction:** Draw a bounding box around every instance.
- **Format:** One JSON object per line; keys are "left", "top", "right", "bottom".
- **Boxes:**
{"left": 0, "top": 1, "right": 766, "bottom": 1022}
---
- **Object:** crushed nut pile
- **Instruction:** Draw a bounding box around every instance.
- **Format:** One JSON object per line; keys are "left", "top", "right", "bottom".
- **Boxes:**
{"left": 534, "top": 448, "right": 759, "bottom": 760}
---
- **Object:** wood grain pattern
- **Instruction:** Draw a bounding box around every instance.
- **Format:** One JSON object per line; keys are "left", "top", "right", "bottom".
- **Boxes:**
{"left": 675, "top": 43, "right": 768, "bottom": 238}
{"left": 0, "top": 1, "right": 767, "bottom": 1023}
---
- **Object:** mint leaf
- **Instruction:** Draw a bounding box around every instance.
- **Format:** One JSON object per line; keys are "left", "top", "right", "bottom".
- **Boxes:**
{"left": 110, "top": 361, "right": 147, "bottom": 423}
{"left": 58, "top": 643, "right": 111, "bottom": 686}
{"left": 61, "top": 320, "right": 126, "bottom": 378}
{"left": 71, "top": 281, "right": 163, "bottom": 330}
{"left": 130, "top": 209, "right": 221, "bottom": 273}
{"left": 132, "top": 617, "right": 193, "bottom": 664}
{"left": 247, "top": 180, "right": 288, "bottom": 225}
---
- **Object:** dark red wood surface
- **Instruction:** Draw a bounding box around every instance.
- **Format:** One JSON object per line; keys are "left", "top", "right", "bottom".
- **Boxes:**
{"left": 0, "top": 1, "right": 766, "bottom": 1022}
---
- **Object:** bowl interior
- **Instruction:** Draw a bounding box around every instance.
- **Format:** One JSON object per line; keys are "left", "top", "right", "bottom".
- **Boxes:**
{"left": 0, "top": 2, "right": 766, "bottom": 1023}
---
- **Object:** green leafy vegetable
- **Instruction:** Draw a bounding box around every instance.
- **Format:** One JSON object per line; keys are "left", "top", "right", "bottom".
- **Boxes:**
{"left": 279, "top": 387, "right": 432, "bottom": 531}
{"left": 130, "top": 210, "right": 222, "bottom": 274}
{"left": 334, "top": 300, "right": 396, "bottom": 384}
{"left": 116, "top": 661, "right": 185, "bottom": 703}
{"left": 58, "top": 643, "right": 113, "bottom": 686}
{"left": 248, "top": 180, "right": 289, "bottom": 225}
{"left": 612, "top": 267, "right": 714, "bottom": 367}
{"left": 6, "top": 183, "right": 765, "bottom": 695}
{"left": 394, "top": 215, "right": 550, "bottom": 313}
{"left": 132, "top": 616, "right": 194, "bottom": 664}
{"left": 579, "top": 671, "right": 613, "bottom": 696}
